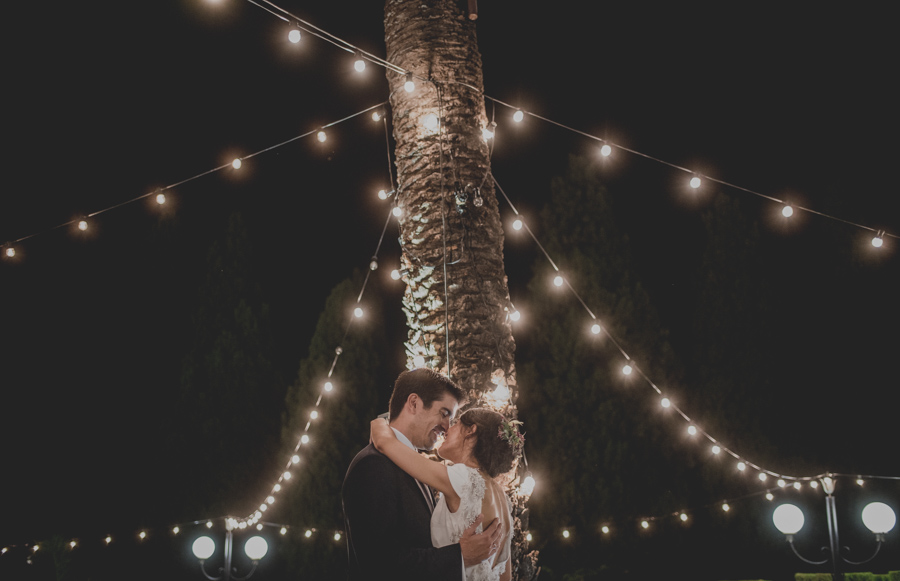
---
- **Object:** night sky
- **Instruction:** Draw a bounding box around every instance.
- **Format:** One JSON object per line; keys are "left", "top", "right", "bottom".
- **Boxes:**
{"left": 2, "top": 0, "right": 897, "bottom": 574}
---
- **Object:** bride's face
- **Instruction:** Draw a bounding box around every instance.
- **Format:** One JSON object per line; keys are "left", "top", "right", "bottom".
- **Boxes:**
{"left": 437, "top": 420, "right": 474, "bottom": 463}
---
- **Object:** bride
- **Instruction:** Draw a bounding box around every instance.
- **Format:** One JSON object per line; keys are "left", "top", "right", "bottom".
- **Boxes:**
{"left": 371, "top": 408, "right": 524, "bottom": 581}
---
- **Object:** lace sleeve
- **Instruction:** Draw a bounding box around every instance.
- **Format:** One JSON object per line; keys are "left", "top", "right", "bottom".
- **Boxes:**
{"left": 446, "top": 463, "right": 486, "bottom": 532}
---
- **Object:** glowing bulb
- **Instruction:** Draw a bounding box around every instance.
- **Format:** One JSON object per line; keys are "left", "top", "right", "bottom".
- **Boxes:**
{"left": 810, "top": 481, "right": 818, "bottom": 489}
{"left": 301, "top": 435, "right": 310, "bottom": 444}
{"left": 766, "top": 493, "right": 774, "bottom": 501}
{"left": 391, "top": 269, "right": 401, "bottom": 280}
{"left": 288, "top": 29, "right": 301, "bottom": 43}
{"left": 232, "top": 158, "right": 242, "bottom": 169}
{"left": 193, "top": 537, "right": 215, "bottom": 560}
{"left": 156, "top": 193, "right": 166, "bottom": 205}
{"left": 283, "top": 471, "right": 292, "bottom": 480}
{"left": 78, "top": 220, "right": 88, "bottom": 231}
{"left": 310, "top": 410, "right": 318, "bottom": 420}
{"left": 525, "top": 532, "right": 533, "bottom": 541}
{"left": 591, "top": 323, "right": 601, "bottom": 334}
{"left": 690, "top": 176, "right": 701, "bottom": 189}
{"left": 759, "top": 473, "right": 768, "bottom": 481}
{"left": 680, "top": 513, "right": 688, "bottom": 522}
{"left": 520, "top": 474, "right": 536, "bottom": 496}
{"left": 512, "top": 218, "right": 523, "bottom": 230}
{"left": 139, "top": 531, "right": 146, "bottom": 540}
{"left": 413, "top": 355, "right": 426, "bottom": 368}
{"left": 661, "top": 398, "right": 671, "bottom": 408}
{"left": 773, "top": 504, "right": 804, "bottom": 535}
{"left": 378, "top": 189, "right": 388, "bottom": 200}
{"left": 722, "top": 503, "right": 730, "bottom": 512}
{"left": 601, "top": 525, "right": 610, "bottom": 534}
{"left": 206, "top": 521, "right": 213, "bottom": 529}
{"left": 305, "top": 529, "right": 312, "bottom": 538}
{"left": 105, "top": 536, "right": 112, "bottom": 544}
{"left": 324, "top": 381, "right": 333, "bottom": 392}
{"left": 778, "top": 479, "right": 786, "bottom": 488}
{"left": 737, "top": 462, "right": 746, "bottom": 471}
{"left": 404, "top": 73, "right": 415, "bottom": 92}
{"left": 641, "top": 521, "right": 649, "bottom": 529}
{"left": 600, "top": 144, "right": 612, "bottom": 157}
{"left": 173, "top": 526, "right": 180, "bottom": 534}
{"left": 334, "top": 532, "right": 342, "bottom": 541}
{"left": 280, "top": 527, "right": 287, "bottom": 535}
{"left": 393, "top": 206, "right": 402, "bottom": 217}
{"left": 69, "top": 540, "right": 77, "bottom": 548}
{"left": 317, "top": 131, "right": 327, "bottom": 142}
{"left": 372, "top": 111, "right": 381, "bottom": 122}
{"left": 354, "top": 307, "right": 364, "bottom": 318}
{"left": 291, "top": 454, "right": 300, "bottom": 464}
{"left": 513, "top": 110, "right": 524, "bottom": 123}
{"left": 687, "top": 425, "right": 697, "bottom": 436}
{"left": 482, "top": 127, "right": 494, "bottom": 140}
{"left": 862, "top": 502, "right": 897, "bottom": 534}
{"left": 553, "top": 275, "right": 564, "bottom": 287}
{"left": 562, "top": 529, "right": 570, "bottom": 539}
{"left": 872, "top": 234, "right": 884, "bottom": 248}
{"left": 793, "top": 482, "right": 802, "bottom": 490}
{"left": 354, "top": 57, "right": 366, "bottom": 72}
{"left": 256, "top": 524, "right": 263, "bottom": 531}
{"left": 622, "top": 362, "right": 633, "bottom": 375}
{"left": 782, "top": 205, "right": 794, "bottom": 217}
{"left": 509, "top": 310, "right": 521, "bottom": 322}
{"left": 259, "top": 504, "right": 267, "bottom": 512}
{"left": 5, "top": 247, "right": 14, "bottom": 258}
{"left": 712, "top": 445, "right": 721, "bottom": 454}
{"left": 245, "top": 536, "right": 268, "bottom": 561}
{"left": 273, "top": 484, "right": 281, "bottom": 492}
{"left": 423, "top": 113, "right": 438, "bottom": 131}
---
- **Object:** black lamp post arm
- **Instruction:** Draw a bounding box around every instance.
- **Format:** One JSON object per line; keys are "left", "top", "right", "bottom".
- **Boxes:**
{"left": 786, "top": 536, "right": 829, "bottom": 566}
{"left": 840, "top": 537, "right": 884, "bottom": 566}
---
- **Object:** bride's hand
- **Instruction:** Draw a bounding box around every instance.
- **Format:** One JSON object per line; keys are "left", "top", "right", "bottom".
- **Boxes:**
{"left": 370, "top": 417, "right": 393, "bottom": 450}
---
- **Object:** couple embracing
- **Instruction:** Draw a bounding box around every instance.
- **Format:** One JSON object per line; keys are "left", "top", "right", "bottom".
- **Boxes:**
{"left": 342, "top": 368, "right": 524, "bottom": 581}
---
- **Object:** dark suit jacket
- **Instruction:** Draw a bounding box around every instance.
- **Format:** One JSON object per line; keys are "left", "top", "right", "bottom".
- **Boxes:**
{"left": 342, "top": 443, "right": 462, "bottom": 581}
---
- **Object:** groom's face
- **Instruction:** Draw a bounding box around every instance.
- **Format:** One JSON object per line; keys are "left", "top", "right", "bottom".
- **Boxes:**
{"left": 411, "top": 392, "right": 459, "bottom": 450}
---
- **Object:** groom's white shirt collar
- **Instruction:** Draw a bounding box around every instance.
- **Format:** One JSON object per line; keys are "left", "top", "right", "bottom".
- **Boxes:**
{"left": 391, "top": 427, "right": 416, "bottom": 451}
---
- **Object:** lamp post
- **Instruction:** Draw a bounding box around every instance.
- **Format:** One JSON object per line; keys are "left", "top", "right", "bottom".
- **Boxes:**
{"left": 772, "top": 476, "right": 896, "bottom": 581}
{"left": 191, "top": 519, "right": 269, "bottom": 581}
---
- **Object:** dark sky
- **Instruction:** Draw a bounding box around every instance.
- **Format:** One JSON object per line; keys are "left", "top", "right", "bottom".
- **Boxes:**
{"left": 2, "top": 0, "right": 897, "bottom": 557}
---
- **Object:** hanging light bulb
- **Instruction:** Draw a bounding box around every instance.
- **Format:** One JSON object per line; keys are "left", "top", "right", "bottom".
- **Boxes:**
{"left": 266, "top": 495, "right": 276, "bottom": 504}
{"left": 660, "top": 397, "right": 671, "bottom": 408}
{"left": 601, "top": 525, "right": 610, "bottom": 534}
{"left": 712, "top": 445, "right": 721, "bottom": 455}
{"left": 378, "top": 189, "right": 388, "bottom": 200}
{"left": 512, "top": 218, "right": 523, "bottom": 230}
{"left": 173, "top": 526, "right": 180, "bottom": 534}
{"left": 525, "top": 532, "right": 533, "bottom": 542}
{"left": 809, "top": 480, "right": 818, "bottom": 489}
{"left": 600, "top": 144, "right": 612, "bottom": 157}
{"left": 520, "top": 473, "right": 536, "bottom": 496}
{"left": 139, "top": 531, "right": 147, "bottom": 540}
{"left": 737, "top": 462, "right": 746, "bottom": 472}
{"left": 403, "top": 72, "right": 415, "bottom": 93}
{"left": 687, "top": 425, "right": 697, "bottom": 436}
{"left": 354, "top": 307, "right": 364, "bottom": 318}
{"left": 759, "top": 473, "right": 768, "bottom": 481}
{"left": 369, "top": 257, "right": 379, "bottom": 271}
{"left": 390, "top": 269, "right": 401, "bottom": 280}
{"left": 782, "top": 204, "right": 794, "bottom": 217}
{"left": 291, "top": 454, "right": 301, "bottom": 464}
{"left": 591, "top": 323, "right": 602, "bottom": 335}
{"left": 288, "top": 29, "right": 301, "bottom": 43}
{"left": 393, "top": 206, "right": 403, "bottom": 217}
{"left": 354, "top": 53, "right": 366, "bottom": 72}
{"left": 423, "top": 113, "right": 439, "bottom": 131}
{"left": 872, "top": 231, "right": 885, "bottom": 247}
{"left": 622, "top": 362, "right": 633, "bottom": 375}
{"left": 5, "top": 246, "right": 15, "bottom": 258}
{"left": 78, "top": 219, "right": 88, "bottom": 231}
{"left": 206, "top": 521, "right": 213, "bottom": 529}
{"left": 334, "top": 532, "right": 342, "bottom": 542}
{"left": 316, "top": 130, "right": 327, "bottom": 142}
{"left": 680, "top": 513, "right": 688, "bottom": 522}
{"left": 553, "top": 275, "right": 564, "bottom": 287}
{"left": 301, "top": 435, "right": 310, "bottom": 444}
{"left": 372, "top": 110, "right": 382, "bottom": 122}
{"left": 283, "top": 471, "right": 292, "bottom": 480}
{"left": 690, "top": 176, "right": 701, "bottom": 189}
{"left": 481, "top": 126, "right": 494, "bottom": 140}
{"left": 280, "top": 527, "right": 287, "bottom": 535}
{"left": 273, "top": 483, "right": 281, "bottom": 492}
{"left": 324, "top": 381, "right": 334, "bottom": 392}
{"left": 641, "top": 521, "right": 649, "bottom": 529}
{"left": 513, "top": 110, "right": 524, "bottom": 123}
{"left": 310, "top": 410, "right": 318, "bottom": 420}
{"left": 562, "top": 529, "right": 570, "bottom": 539}
{"left": 766, "top": 492, "right": 775, "bottom": 501}
{"left": 777, "top": 479, "right": 786, "bottom": 488}
{"left": 509, "top": 310, "right": 521, "bottom": 322}
{"left": 722, "top": 503, "right": 730, "bottom": 512}
{"left": 69, "top": 540, "right": 77, "bottom": 548}
{"left": 232, "top": 158, "right": 242, "bottom": 169}
{"left": 155, "top": 193, "right": 166, "bottom": 205}
{"left": 413, "top": 354, "right": 426, "bottom": 368}
{"left": 793, "top": 482, "right": 802, "bottom": 490}
{"left": 304, "top": 529, "right": 313, "bottom": 538}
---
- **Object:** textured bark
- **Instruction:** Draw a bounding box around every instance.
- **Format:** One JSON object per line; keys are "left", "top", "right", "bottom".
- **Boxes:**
{"left": 385, "top": 1, "right": 537, "bottom": 578}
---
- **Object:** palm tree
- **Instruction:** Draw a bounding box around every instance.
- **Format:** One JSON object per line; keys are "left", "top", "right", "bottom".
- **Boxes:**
{"left": 385, "top": 1, "right": 537, "bottom": 578}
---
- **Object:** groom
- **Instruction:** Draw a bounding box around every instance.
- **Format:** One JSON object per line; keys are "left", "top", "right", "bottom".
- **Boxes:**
{"left": 342, "top": 368, "right": 502, "bottom": 581}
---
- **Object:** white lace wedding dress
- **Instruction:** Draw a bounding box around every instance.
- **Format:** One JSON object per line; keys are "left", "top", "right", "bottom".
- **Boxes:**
{"left": 431, "top": 463, "right": 512, "bottom": 581}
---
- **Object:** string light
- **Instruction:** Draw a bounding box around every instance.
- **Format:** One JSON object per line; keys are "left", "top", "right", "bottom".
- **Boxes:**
{"left": 173, "top": 526, "right": 180, "bottom": 534}
{"left": 5, "top": 246, "right": 15, "bottom": 258}
{"left": 333, "top": 532, "right": 342, "bottom": 542}
{"left": 390, "top": 269, "right": 401, "bottom": 280}
{"left": 300, "top": 435, "right": 310, "bottom": 444}
{"left": 622, "top": 362, "right": 633, "bottom": 375}
{"left": 711, "top": 445, "right": 721, "bottom": 454}
{"left": 155, "top": 193, "right": 166, "bottom": 205}
{"left": 323, "top": 381, "right": 333, "bottom": 392}
{"left": 872, "top": 231, "right": 885, "bottom": 247}
{"left": 562, "top": 529, "right": 570, "bottom": 539}
{"left": 660, "top": 397, "right": 671, "bottom": 408}
{"left": 353, "top": 53, "right": 366, "bottom": 72}
{"left": 689, "top": 176, "right": 702, "bottom": 189}
{"left": 232, "top": 158, "right": 242, "bottom": 169}
{"left": 679, "top": 513, "right": 688, "bottom": 522}
{"left": 78, "top": 219, "right": 89, "bottom": 231}
{"left": 722, "top": 503, "right": 730, "bottom": 512}
{"left": 403, "top": 72, "right": 415, "bottom": 93}
{"left": 553, "top": 275, "right": 564, "bottom": 287}
{"left": 512, "top": 218, "right": 523, "bottom": 230}
{"left": 354, "top": 307, "right": 364, "bottom": 318}
{"left": 316, "top": 130, "right": 327, "bottom": 142}
{"left": 513, "top": 110, "right": 524, "bottom": 123}
{"left": 291, "top": 455, "right": 300, "bottom": 464}
{"left": 392, "top": 206, "right": 402, "bottom": 217}
{"left": 371, "top": 110, "right": 381, "bottom": 122}
{"left": 525, "top": 532, "right": 533, "bottom": 542}
{"left": 590, "top": 323, "right": 601, "bottom": 334}
{"left": 601, "top": 525, "right": 610, "bottom": 534}
{"left": 641, "top": 520, "right": 649, "bottom": 529}
{"left": 423, "top": 113, "right": 439, "bottom": 131}
{"left": 288, "top": 29, "right": 301, "bottom": 43}
{"left": 781, "top": 205, "right": 794, "bottom": 218}
{"left": 309, "top": 410, "right": 318, "bottom": 420}
{"left": 600, "top": 144, "right": 612, "bottom": 157}
{"left": 687, "top": 425, "right": 697, "bottom": 436}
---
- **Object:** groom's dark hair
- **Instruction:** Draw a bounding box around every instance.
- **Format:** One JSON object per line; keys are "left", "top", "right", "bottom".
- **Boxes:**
{"left": 388, "top": 368, "right": 465, "bottom": 421}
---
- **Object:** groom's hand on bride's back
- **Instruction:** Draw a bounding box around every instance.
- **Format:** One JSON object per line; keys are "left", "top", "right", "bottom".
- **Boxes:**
{"left": 459, "top": 514, "right": 503, "bottom": 567}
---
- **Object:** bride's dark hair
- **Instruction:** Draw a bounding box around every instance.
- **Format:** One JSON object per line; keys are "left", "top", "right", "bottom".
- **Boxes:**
{"left": 458, "top": 408, "right": 522, "bottom": 478}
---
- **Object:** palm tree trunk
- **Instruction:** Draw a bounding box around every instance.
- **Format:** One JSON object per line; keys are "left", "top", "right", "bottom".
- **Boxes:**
{"left": 385, "top": 1, "right": 537, "bottom": 578}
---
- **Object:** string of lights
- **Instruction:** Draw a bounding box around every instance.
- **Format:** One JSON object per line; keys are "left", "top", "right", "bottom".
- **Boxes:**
{"left": 1, "top": 101, "right": 387, "bottom": 259}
